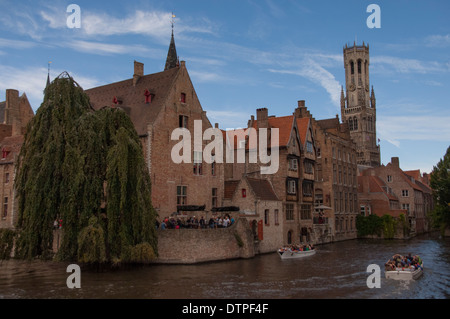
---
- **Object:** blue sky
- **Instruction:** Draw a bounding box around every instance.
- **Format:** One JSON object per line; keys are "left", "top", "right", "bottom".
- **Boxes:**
{"left": 0, "top": 0, "right": 449, "bottom": 173}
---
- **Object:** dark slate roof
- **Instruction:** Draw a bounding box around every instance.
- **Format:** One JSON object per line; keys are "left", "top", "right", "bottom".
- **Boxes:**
{"left": 85, "top": 67, "right": 180, "bottom": 136}
{"left": 246, "top": 177, "right": 279, "bottom": 201}
{"left": 164, "top": 31, "right": 179, "bottom": 71}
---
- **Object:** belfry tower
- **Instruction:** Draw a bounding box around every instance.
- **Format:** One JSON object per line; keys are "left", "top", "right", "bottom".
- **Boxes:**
{"left": 341, "top": 42, "right": 380, "bottom": 167}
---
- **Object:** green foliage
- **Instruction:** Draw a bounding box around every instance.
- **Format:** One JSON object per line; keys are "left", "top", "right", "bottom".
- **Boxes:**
{"left": 77, "top": 217, "right": 106, "bottom": 264}
{"left": 356, "top": 214, "right": 402, "bottom": 239}
{"left": 381, "top": 215, "right": 397, "bottom": 239}
{"left": 13, "top": 73, "right": 157, "bottom": 263}
{"left": 0, "top": 229, "right": 16, "bottom": 260}
{"left": 430, "top": 146, "right": 450, "bottom": 232}
{"left": 356, "top": 214, "right": 383, "bottom": 237}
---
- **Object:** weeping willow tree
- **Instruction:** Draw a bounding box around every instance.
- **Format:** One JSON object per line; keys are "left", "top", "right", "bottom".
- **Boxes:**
{"left": 14, "top": 72, "right": 157, "bottom": 263}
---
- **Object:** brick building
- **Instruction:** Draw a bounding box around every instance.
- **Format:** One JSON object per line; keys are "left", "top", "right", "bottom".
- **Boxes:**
{"left": 85, "top": 32, "right": 224, "bottom": 220}
{"left": 0, "top": 90, "right": 34, "bottom": 229}
{"left": 312, "top": 113, "right": 359, "bottom": 243}
{"left": 359, "top": 157, "right": 433, "bottom": 235}
{"left": 223, "top": 102, "right": 317, "bottom": 247}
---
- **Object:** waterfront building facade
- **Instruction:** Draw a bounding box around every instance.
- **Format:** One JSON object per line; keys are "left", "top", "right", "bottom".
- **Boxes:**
{"left": 0, "top": 90, "right": 34, "bottom": 229}
{"left": 312, "top": 114, "right": 359, "bottom": 243}
{"left": 85, "top": 34, "right": 224, "bottom": 220}
{"left": 359, "top": 157, "right": 433, "bottom": 235}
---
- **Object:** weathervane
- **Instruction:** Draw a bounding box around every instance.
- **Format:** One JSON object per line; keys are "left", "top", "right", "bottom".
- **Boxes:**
{"left": 171, "top": 12, "right": 176, "bottom": 32}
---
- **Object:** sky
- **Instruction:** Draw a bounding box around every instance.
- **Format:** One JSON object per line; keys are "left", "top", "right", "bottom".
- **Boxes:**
{"left": 0, "top": 0, "right": 449, "bottom": 174}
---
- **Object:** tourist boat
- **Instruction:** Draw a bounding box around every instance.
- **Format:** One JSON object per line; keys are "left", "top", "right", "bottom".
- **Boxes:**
{"left": 385, "top": 254, "right": 424, "bottom": 280}
{"left": 277, "top": 247, "right": 316, "bottom": 259}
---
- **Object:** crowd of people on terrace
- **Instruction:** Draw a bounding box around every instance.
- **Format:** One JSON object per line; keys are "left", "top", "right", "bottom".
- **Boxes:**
{"left": 385, "top": 253, "right": 423, "bottom": 272}
{"left": 278, "top": 244, "right": 315, "bottom": 252}
{"left": 156, "top": 214, "right": 235, "bottom": 230}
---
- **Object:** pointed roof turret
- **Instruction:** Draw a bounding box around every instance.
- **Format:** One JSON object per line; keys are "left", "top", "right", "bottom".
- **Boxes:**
{"left": 164, "top": 19, "right": 179, "bottom": 71}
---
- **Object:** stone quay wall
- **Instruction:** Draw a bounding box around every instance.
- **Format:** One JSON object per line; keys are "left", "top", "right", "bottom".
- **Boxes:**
{"left": 153, "top": 217, "right": 255, "bottom": 264}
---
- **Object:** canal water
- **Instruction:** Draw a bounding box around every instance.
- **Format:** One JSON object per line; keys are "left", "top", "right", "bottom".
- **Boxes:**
{"left": 1, "top": 233, "right": 449, "bottom": 299}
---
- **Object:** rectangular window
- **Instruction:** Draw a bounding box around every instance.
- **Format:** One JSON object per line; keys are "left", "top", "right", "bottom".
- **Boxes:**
{"left": 264, "top": 209, "right": 270, "bottom": 225}
{"left": 402, "top": 190, "right": 409, "bottom": 197}
{"left": 3, "top": 197, "right": 8, "bottom": 218}
{"left": 402, "top": 203, "right": 410, "bottom": 213}
{"left": 387, "top": 175, "right": 392, "bottom": 182}
{"left": 300, "top": 204, "right": 311, "bottom": 220}
{"left": 180, "top": 93, "right": 186, "bottom": 103}
{"left": 288, "top": 158, "right": 298, "bottom": 171}
{"left": 179, "top": 115, "right": 188, "bottom": 128}
{"left": 302, "top": 181, "right": 313, "bottom": 197}
{"left": 177, "top": 186, "right": 187, "bottom": 206}
{"left": 306, "top": 141, "right": 314, "bottom": 153}
{"left": 285, "top": 203, "right": 294, "bottom": 221}
{"left": 274, "top": 209, "right": 279, "bottom": 225}
{"left": 212, "top": 188, "right": 218, "bottom": 208}
{"left": 333, "top": 164, "right": 337, "bottom": 184}
{"left": 304, "top": 160, "right": 313, "bottom": 174}
{"left": 287, "top": 179, "right": 297, "bottom": 195}
{"left": 193, "top": 151, "right": 202, "bottom": 175}
{"left": 5, "top": 172, "right": 10, "bottom": 184}
{"left": 360, "top": 205, "right": 366, "bottom": 216}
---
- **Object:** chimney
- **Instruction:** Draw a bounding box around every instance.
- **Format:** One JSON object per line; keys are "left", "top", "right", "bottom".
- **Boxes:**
{"left": 294, "top": 100, "right": 310, "bottom": 118}
{"left": 133, "top": 61, "right": 144, "bottom": 86}
{"left": 391, "top": 157, "right": 400, "bottom": 168}
{"left": 5, "top": 89, "right": 19, "bottom": 126}
{"left": 256, "top": 107, "right": 268, "bottom": 129}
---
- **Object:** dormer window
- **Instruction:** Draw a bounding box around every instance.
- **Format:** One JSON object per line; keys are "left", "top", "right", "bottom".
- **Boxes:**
{"left": 180, "top": 93, "right": 186, "bottom": 103}
{"left": 144, "top": 90, "right": 154, "bottom": 104}
{"left": 1, "top": 148, "right": 9, "bottom": 159}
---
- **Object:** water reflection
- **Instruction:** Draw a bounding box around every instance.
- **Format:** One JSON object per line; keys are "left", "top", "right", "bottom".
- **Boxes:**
{"left": 1, "top": 233, "right": 449, "bottom": 299}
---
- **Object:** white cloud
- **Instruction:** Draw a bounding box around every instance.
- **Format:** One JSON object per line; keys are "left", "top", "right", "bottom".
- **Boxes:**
{"left": 371, "top": 56, "right": 448, "bottom": 74}
{"left": 268, "top": 57, "right": 341, "bottom": 109}
{"left": 378, "top": 115, "right": 450, "bottom": 148}
{"left": 425, "top": 34, "right": 450, "bottom": 47}
{"left": 0, "top": 65, "right": 100, "bottom": 111}
{"left": 0, "top": 38, "right": 37, "bottom": 49}
{"left": 64, "top": 40, "right": 164, "bottom": 57}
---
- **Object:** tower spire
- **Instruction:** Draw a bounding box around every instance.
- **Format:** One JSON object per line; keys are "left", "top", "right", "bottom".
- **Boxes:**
{"left": 46, "top": 61, "right": 52, "bottom": 88}
{"left": 164, "top": 13, "right": 179, "bottom": 71}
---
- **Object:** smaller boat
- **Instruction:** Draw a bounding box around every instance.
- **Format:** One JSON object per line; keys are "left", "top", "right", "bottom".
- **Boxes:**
{"left": 385, "top": 254, "right": 423, "bottom": 280}
{"left": 278, "top": 245, "right": 316, "bottom": 259}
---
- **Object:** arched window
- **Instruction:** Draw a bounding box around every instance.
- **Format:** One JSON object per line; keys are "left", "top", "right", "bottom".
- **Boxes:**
{"left": 368, "top": 116, "right": 373, "bottom": 131}
{"left": 350, "top": 61, "right": 354, "bottom": 75}
{"left": 353, "top": 117, "right": 358, "bottom": 130}
{"left": 358, "top": 60, "right": 362, "bottom": 74}
{"left": 348, "top": 117, "right": 354, "bottom": 131}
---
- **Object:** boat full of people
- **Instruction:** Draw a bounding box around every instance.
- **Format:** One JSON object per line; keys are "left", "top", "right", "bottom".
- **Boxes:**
{"left": 277, "top": 244, "right": 316, "bottom": 259}
{"left": 385, "top": 253, "right": 423, "bottom": 280}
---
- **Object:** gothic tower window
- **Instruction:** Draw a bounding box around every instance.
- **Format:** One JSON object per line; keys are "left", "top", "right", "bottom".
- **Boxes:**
{"left": 353, "top": 117, "right": 358, "bottom": 130}
{"left": 350, "top": 61, "right": 354, "bottom": 75}
{"left": 357, "top": 60, "right": 362, "bottom": 74}
{"left": 348, "top": 117, "right": 354, "bottom": 131}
